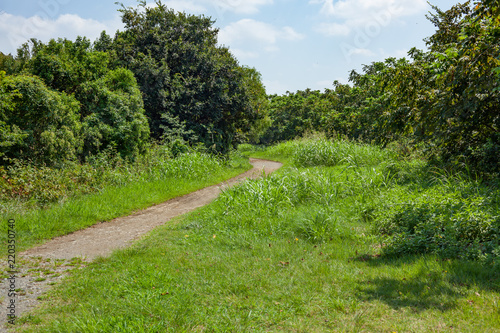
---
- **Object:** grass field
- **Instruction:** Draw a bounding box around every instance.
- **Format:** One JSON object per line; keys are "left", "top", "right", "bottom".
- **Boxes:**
{"left": 14, "top": 139, "right": 500, "bottom": 332}
{"left": 1, "top": 147, "right": 251, "bottom": 252}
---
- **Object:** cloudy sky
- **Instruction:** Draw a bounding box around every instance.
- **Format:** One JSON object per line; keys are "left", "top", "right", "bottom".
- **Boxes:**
{"left": 0, "top": 0, "right": 459, "bottom": 94}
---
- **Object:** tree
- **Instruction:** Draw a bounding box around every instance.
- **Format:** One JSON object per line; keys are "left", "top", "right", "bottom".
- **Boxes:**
{"left": 0, "top": 75, "right": 82, "bottom": 165}
{"left": 422, "top": 1, "right": 500, "bottom": 171}
{"left": 28, "top": 37, "right": 110, "bottom": 94}
{"left": 0, "top": 52, "right": 21, "bottom": 75}
{"left": 238, "top": 66, "right": 269, "bottom": 144}
{"left": 20, "top": 38, "right": 150, "bottom": 160}
{"left": 113, "top": 1, "right": 258, "bottom": 153}
{"left": 262, "top": 89, "right": 330, "bottom": 143}
{"left": 78, "top": 68, "right": 150, "bottom": 159}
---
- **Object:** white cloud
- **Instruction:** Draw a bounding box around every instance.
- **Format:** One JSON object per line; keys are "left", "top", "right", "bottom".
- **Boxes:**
{"left": 281, "top": 26, "right": 305, "bottom": 41}
{"left": 228, "top": 48, "right": 260, "bottom": 59}
{"left": 339, "top": 42, "right": 376, "bottom": 62}
{"left": 310, "top": 0, "right": 428, "bottom": 37}
{"left": 314, "top": 22, "right": 351, "bottom": 36}
{"left": 0, "top": 12, "right": 123, "bottom": 55}
{"left": 154, "top": 0, "right": 273, "bottom": 15}
{"left": 219, "top": 19, "right": 304, "bottom": 46}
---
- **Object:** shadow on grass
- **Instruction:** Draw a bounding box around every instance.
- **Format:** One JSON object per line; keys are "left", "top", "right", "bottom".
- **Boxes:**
{"left": 352, "top": 253, "right": 499, "bottom": 312}
{"left": 356, "top": 275, "right": 461, "bottom": 312}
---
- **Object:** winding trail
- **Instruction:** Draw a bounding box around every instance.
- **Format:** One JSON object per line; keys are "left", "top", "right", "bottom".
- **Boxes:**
{"left": 1, "top": 158, "right": 282, "bottom": 331}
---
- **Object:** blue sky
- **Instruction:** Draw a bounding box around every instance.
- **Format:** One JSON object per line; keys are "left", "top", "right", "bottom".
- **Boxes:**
{"left": 0, "top": 0, "right": 459, "bottom": 94}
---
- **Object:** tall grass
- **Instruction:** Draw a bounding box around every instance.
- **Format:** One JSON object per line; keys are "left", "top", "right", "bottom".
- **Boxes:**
{"left": 265, "top": 138, "right": 394, "bottom": 167}
{"left": 14, "top": 138, "right": 500, "bottom": 332}
{"left": 223, "top": 138, "right": 500, "bottom": 264}
{"left": 0, "top": 146, "right": 251, "bottom": 251}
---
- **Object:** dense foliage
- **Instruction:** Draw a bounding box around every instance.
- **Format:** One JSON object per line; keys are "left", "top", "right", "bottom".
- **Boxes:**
{"left": 260, "top": 1, "right": 499, "bottom": 177}
{"left": 0, "top": 74, "right": 82, "bottom": 165}
{"left": 0, "top": 0, "right": 497, "bottom": 265}
{"left": 247, "top": 138, "right": 499, "bottom": 264}
{"left": 106, "top": 1, "right": 261, "bottom": 153}
{"left": 0, "top": 37, "right": 150, "bottom": 165}
{"left": 0, "top": 1, "right": 264, "bottom": 166}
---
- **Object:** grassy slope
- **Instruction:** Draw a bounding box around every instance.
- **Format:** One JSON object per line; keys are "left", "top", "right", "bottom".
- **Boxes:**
{"left": 15, "top": 139, "right": 500, "bottom": 332}
{"left": 2, "top": 152, "right": 251, "bottom": 252}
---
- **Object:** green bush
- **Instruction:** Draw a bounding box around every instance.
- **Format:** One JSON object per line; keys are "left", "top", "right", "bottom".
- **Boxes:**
{"left": 78, "top": 68, "right": 150, "bottom": 159}
{"left": 375, "top": 193, "right": 500, "bottom": 264}
{"left": 470, "top": 133, "right": 500, "bottom": 177}
{"left": 169, "top": 139, "right": 189, "bottom": 158}
{"left": 0, "top": 74, "right": 82, "bottom": 165}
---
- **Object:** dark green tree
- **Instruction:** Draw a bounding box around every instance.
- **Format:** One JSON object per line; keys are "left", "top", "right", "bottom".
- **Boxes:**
{"left": 20, "top": 38, "right": 150, "bottom": 160}
{"left": 113, "top": 1, "right": 258, "bottom": 153}
{"left": 262, "top": 89, "right": 330, "bottom": 143}
{"left": 238, "top": 66, "right": 269, "bottom": 144}
{"left": 0, "top": 52, "right": 21, "bottom": 75}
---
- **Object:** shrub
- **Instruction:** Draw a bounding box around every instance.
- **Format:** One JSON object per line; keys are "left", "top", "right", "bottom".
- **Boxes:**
{"left": 375, "top": 193, "right": 500, "bottom": 264}
{"left": 0, "top": 75, "right": 82, "bottom": 166}
{"left": 78, "top": 69, "right": 150, "bottom": 160}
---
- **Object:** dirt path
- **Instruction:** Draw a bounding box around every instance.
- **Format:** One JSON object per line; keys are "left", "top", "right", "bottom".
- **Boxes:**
{"left": 1, "top": 158, "right": 282, "bottom": 331}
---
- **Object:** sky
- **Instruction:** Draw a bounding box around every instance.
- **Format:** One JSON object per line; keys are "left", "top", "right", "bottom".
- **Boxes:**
{"left": 0, "top": 0, "right": 460, "bottom": 95}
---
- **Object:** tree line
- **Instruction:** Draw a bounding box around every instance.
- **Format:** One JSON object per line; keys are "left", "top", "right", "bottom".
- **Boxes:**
{"left": 1, "top": 1, "right": 498, "bottom": 178}
{"left": 0, "top": 1, "right": 266, "bottom": 167}
{"left": 257, "top": 1, "right": 499, "bottom": 177}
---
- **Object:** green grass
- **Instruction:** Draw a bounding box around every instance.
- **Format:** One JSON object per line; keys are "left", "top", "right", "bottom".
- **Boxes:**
{"left": 1, "top": 149, "right": 251, "bottom": 251}
{"left": 14, "top": 138, "right": 500, "bottom": 332}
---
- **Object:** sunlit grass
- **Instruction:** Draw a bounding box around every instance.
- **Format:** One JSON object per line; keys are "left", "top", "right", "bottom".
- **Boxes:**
{"left": 1, "top": 149, "right": 251, "bottom": 251}
{"left": 14, "top": 138, "right": 500, "bottom": 332}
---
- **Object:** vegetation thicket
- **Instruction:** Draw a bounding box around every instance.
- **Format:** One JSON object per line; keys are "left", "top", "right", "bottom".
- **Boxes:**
{"left": 0, "top": 0, "right": 265, "bottom": 167}
{"left": 0, "top": 0, "right": 265, "bottom": 244}
{"left": 0, "top": 0, "right": 265, "bottom": 248}
{"left": 1, "top": 0, "right": 499, "bottom": 331}
{"left": 1, "top": 37, "right": 150, "bottom": 165}
{"left": 258, "top": 1, "right": 499, "bottom": 178}
{"left": 108, "top": 2, "right": 264, "bottom": 153}
{"left": 15, "top": 138, "right": 499, "bottom": 332}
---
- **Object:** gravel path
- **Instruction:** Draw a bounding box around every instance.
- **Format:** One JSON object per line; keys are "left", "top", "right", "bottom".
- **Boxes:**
{"left": 0, "top": 158, "right": 282, "bottom": 331}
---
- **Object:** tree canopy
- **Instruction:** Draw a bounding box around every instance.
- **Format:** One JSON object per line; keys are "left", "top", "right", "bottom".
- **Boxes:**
{"left": 0, "top": 37, "right": 150, "bottom": 165}
{"left": 1, "top": 0, "right": 497, "bottom": 177}
{"left": 259, "top": 1, "right": 499, "bottom": 177}
{"left": 111, "top": 1, "right": 260, "bottom": 153}
{"left": 0, "top": 0, "right": 267, "bottom": 164}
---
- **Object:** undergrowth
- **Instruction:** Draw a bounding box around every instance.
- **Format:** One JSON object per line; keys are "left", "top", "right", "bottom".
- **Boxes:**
{"left": 244, "top": 138, "right": 500, "bottom": 265}
{"left": 14, "top": 138, "right": 500, "bottom": 332}
{"left": 0, "top": 144, "right": 228, "bottom": 211}
{"left": 0, "top": 145, "right": 250, "bottom": 251}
